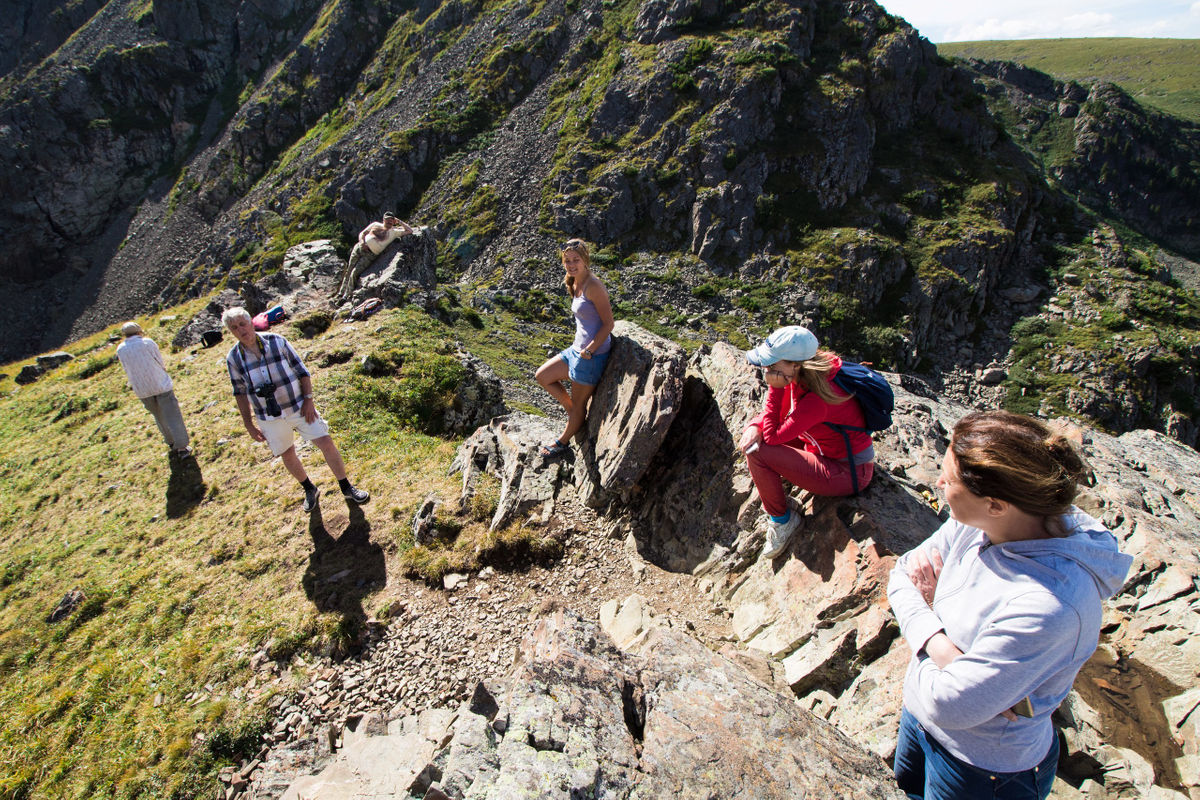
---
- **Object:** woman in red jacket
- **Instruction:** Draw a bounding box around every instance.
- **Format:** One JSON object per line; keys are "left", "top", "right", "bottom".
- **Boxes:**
{"left": 739, "top": 325, "right": 875, "bottom": 558}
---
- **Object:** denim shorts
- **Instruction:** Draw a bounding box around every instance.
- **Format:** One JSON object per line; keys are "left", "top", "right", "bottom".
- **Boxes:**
{"left": 558, "top": 346, "right": 610, "bottom": 386}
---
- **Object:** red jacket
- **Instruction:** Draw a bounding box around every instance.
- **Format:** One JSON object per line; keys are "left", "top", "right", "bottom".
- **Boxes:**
{"left": 751, "top": 356, "right": 872, "bottom": 459}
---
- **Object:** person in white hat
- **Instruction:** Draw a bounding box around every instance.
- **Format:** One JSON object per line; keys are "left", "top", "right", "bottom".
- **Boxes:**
{"left": 115, "top": 321, "right": 192, "bottom": 460}
{"left": 739, "top": 325, "right": 876, "bottom": 558}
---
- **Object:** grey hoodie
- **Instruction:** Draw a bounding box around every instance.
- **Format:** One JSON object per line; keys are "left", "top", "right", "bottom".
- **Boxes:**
{"left": 888, "top": 508, "right": 1132, "bottom": 772}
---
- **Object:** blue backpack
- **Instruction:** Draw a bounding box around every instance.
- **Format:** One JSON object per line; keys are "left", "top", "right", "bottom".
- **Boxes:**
{"left": 827, "top": 361, "right": 894, "bottom": 495}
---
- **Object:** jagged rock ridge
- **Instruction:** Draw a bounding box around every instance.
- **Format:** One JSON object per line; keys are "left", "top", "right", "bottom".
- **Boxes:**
{"left": 2, "top": 0, "right": 1198, "bottom": 444}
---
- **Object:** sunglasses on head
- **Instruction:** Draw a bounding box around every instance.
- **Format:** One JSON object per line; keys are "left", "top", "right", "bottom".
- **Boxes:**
{"left": 561, "top": 240, "right": 585, "bottom": 252}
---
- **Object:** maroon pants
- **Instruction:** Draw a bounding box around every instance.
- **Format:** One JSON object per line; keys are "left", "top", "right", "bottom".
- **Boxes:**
{"left": 746, "top": 442, "right": 874, "bottom": 517}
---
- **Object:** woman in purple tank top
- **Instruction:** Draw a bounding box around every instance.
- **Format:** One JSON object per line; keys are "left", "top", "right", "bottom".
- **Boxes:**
{"left": 535, "top": 239, "right": 615, "bottom": 458}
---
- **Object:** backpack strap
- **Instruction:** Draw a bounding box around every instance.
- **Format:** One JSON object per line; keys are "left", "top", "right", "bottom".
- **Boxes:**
{"left": 825, "top": 422, "right": 870, "bottom": 496}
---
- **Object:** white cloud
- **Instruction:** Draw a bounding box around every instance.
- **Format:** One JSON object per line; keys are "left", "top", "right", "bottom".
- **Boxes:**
{"left": 942, "top": 12, "right": 1118, "bottom": 42}
{"left": 1060, "top": 12, "right": 1116, "bottom": 32}
{"left": 944, "top": 18, "right": 1045, "bottom": 42}
{"left": 879, "top": 0, "right": 1200, "bottom": 41}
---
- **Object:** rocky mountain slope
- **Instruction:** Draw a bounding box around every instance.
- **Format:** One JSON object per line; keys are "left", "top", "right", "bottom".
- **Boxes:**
{"left": 959, "top": 58, "right": 1200, "bottom": 262}
{"left": 2, "top": 0, "right": 1199, "bottom": 444}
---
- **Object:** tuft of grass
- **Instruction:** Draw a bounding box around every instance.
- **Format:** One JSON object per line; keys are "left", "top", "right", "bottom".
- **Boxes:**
{"left": 339, "top": 340, "right": 466, "bottom": 436}
{"left": 291, "top": 310, "right": 334, "bottom": 339}
{"left": 73, "top": 354, "right": 118, "bottom": 380}
{"left": 398, "top": 471, "right": 564, "bottom": 583}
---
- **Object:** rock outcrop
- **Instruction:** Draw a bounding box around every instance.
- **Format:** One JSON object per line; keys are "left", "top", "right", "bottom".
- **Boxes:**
{"left": 339, "top": 228, "right": 438, "bottom": 309}
{"left": 445, "top": 331, "right": 1200, "bottom": 799}
{"left": 278, "top": 610, "right": 906, "bottom": 799}
{"left": 572, "top": 321, "right": 688, "bottom": 508}
{"left": 442, "top": 352, "right": 505, "bottom": 438}
{"left": 172, "top": 235, "right": 438, "bottom": 349}
{"left": 450, "top": 321, "right": 689, "bottom": 528}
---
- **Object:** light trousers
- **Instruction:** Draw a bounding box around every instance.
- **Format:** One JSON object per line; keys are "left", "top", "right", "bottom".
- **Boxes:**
{"left": 140, "top": 390, "right": 189, "bottom": 451}
{"left": 337, "top": 243, "right": 378, "bottom": 299}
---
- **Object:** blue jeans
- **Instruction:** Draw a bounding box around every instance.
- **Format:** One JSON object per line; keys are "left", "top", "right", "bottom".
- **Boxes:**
{"left": 894, "top": 709, "right": 1059, "bottom": 800}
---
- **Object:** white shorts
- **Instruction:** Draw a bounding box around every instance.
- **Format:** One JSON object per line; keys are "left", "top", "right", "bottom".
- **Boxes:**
{"left": 258, "top": 409, "right": 331, "bottom": 456}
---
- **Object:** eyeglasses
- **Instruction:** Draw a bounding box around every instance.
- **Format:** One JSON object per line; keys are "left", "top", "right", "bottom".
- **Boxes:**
{"left": 561, "top": 240, "right": 585, "bottom": 252}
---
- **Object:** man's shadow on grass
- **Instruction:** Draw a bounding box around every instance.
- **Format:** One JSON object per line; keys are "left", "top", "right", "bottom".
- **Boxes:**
{"left": 165, "top": 455, "right": 206, "bottom": 518}
{"left": 303, "top": 503, "right": 387, "bottom": 629}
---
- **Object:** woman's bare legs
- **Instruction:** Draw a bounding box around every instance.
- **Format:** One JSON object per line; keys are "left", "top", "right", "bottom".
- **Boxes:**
{"left": 560, "top": 382, "right": 596, "bottom": 445}
{"left": 536, "top": 356, "right": 573, "bottom": 418}
{"left": 535, "top": 356, "right": 597, "bottom": 446}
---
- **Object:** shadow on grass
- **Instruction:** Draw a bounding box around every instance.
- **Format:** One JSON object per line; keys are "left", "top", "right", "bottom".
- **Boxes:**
{"left": 165, "top": 455, "right": 206, "bottom": 518}
{"left": 303, "top": 503, "right": 386, "bottom": 623}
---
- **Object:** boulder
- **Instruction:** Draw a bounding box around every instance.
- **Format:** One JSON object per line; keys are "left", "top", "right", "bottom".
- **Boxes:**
{"left": 598, "top": 593, "right": 660, "bottom": 649}
{"left": 282, "top": 240, "right": 343, "bottom": 291}
{"left": 15, "top": 364, "right": 42, "bottom": 385}
{"left": 978, "top": 367, "right": 1007, "bottom": 385}
{"left": 46, "top": 588, "right": 87, "bottom": 624}
{"left": 412, "top": 496, "right": 438, "bottom": 547}
{"left": 624, "top": 341, "right": 792, "bottom": 573}
{"left": 442, "top": 351, "right": 505, "bottom": 437}
{"left": 278, "top": 712, "right": 443, "bottom": 800}
{"left": 573, "top": 321, "right": 688, "bottom": 507}
{"left": 172, "top": 289, "right": 245, "bottom": 349}
{"left": 450, "top": 322, "right": 686, "bottom": 528}
{"left": 345, "top": 228, "right": 437, "bottom": 307}
{"left": 174, "top": 241, "right": 347, "bottom": 349}
{"left": 36, "top": 351, "right": 74, "bottom": 370}
{"left": 448, "top": 411, "right": 565, "bottom": 532}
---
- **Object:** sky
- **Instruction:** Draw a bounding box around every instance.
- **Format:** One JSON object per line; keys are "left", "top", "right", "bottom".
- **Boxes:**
{"left": 877, "top": 0, "right": 1200, "bottom": 42}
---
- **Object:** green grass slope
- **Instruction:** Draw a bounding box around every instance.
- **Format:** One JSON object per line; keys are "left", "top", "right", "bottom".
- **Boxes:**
{"left": 938, "top": 38, "right": 1200, "bottom": 124}
{"left": 0, "top": 298, "right": 571, "bottom": 799}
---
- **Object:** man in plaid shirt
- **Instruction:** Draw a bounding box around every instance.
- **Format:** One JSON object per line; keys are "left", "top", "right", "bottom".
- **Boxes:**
{"left": 222, "top": 307, "right": 369, "bottom": 512}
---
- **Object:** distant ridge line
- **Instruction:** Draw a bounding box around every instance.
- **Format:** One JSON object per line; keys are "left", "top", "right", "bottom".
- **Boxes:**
{"left": 937, "top": 37, "right": 1200, "bottom": 123}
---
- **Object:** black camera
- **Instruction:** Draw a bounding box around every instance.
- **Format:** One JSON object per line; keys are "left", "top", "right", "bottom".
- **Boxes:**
{"left": 254, "top": 382, "right": 282, "bottom": 417}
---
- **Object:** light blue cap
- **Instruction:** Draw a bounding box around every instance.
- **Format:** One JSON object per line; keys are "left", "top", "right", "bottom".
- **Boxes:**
{"left": 745, "top": 325, "right": 819, "bottom": 366}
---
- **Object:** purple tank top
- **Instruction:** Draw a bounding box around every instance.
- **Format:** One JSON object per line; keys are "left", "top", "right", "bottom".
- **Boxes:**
{"left": 571, "top": 277, "right": 611, "bottom": 354}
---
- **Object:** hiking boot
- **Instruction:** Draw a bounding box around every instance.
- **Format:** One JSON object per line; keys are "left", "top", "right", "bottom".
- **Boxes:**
{"left": 763, "top": 506, "right": 801, "bottom": 559}
{"left": 172, "top": 446, "right": 194, "bottom": 459}
{"left": 342, "top": 485, "right": 370, "bottom": 504}
{"left": 303, "top": 485, "right": 321, "bottom": 513}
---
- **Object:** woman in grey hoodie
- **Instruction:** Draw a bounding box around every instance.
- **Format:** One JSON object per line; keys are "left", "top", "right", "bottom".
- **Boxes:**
{"left": 888, "top": 410, "right": 1132, "bottom": 799}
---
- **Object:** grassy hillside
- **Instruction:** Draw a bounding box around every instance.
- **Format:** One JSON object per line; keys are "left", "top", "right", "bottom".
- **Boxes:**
{"left": 0, "top": 260, "right": 755, "bottom": 798}
{"left": 0, "top": 297, "right": 583, "bottom": 798}
{"left": 938, "top": 38, "right": 1200, "bottom": 124}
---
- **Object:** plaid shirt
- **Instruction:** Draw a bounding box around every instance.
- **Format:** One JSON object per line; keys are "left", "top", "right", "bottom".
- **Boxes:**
{"left": 226, "top": 333, "right": 310, "bottom": 420}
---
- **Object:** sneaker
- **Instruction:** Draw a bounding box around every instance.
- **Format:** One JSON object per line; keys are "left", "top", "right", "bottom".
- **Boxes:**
{"left": 303, "top": 485, "right": 321, "bottom": 513}
{"left": 763, "top": 507, "right": 801, "bottom": 559}
{"left": 173, "top": 446, "right": 194, "bottom": 459}
{"left": 342, "top": 485, "right": 370, "bottom": 504}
